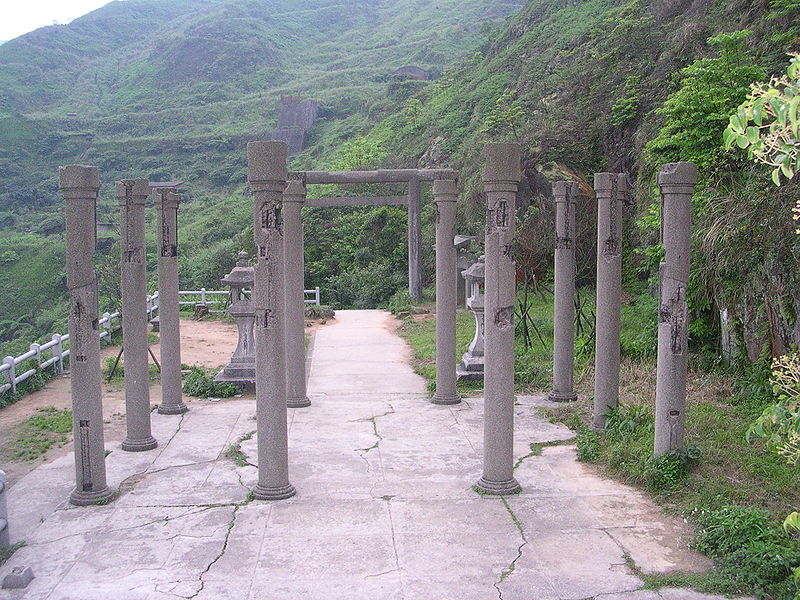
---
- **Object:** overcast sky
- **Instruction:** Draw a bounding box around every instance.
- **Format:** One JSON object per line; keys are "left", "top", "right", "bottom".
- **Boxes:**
{"left": 1, "top": 1, "right": 114, "bottom": 41}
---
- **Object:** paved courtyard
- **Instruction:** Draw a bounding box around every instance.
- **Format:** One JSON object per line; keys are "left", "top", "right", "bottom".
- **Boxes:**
{"left": 2, "top": 311, "right": 752, "bottom": 599}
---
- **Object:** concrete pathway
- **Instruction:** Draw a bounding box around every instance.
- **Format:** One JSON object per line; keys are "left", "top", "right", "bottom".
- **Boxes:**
{"left": 1, "top": 310, "right": 751, "bottom": 600}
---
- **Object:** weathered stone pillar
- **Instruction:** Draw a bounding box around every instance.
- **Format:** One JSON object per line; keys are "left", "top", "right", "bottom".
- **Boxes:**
{"left": 249, "top": 141, "right": 296, "bottom": 500}
{"left": 155, "top": 189, "right": 188, "bottom": 415}
{"left": 432, "top": 176, "right": 461, "bottom": 405}
{"left": 592, "top": 173, "right": 627, "bottom": 430}
{"left": 283, "top": 179, "right": 311, "bottom": 408}
{"left": 549, "top": 181, "right": 579, "bottom": 403}
{"left": 654, "top": 162, "right": 696, "bottom": 455}
{"left": 476, "top": 143, "right": 522, "bottom": 496}
{"left": 118, "top": 179, "right": 158, "bottom": 452}
{"left": 407, "top": 177, "right": 423, "bottom": 302}
{"left": 60, "top": 165, "right": 113, "bottom": 505}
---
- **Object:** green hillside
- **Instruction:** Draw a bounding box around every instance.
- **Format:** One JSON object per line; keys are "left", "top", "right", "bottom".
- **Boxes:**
{"left": 0, "top": 0, "right": 798, "bottom": 366}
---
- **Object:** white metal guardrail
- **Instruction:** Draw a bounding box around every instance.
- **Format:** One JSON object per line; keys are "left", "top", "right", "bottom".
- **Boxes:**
{"left": 178, "top": 287, "right": 321, "bottom": 307}
{"left": 0, "top": 287, "right": 321, "bottom": 396}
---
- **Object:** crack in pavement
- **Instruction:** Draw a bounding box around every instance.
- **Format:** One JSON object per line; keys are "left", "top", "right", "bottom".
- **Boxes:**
{"left": 494, "top": 497, "right": 528, "bottom": 600}
{"left": 355, "top": 405, "right": 395, "bottom": 454}
{"left": 187, "top": 484, "right": 255, "bottom": 600}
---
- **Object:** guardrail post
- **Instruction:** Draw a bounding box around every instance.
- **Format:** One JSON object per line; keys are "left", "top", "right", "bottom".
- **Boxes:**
{"left": 102, "top": 312, "right": 112, "bottom": 340}
{"left": 3, "top": 357, "right": 16, "bottom": 394}
{"left": 200, "top": 288, "right": 207, "bottom": 305}
{"left": 315, "top": 287, "right": 320, "bottom": 306}
{"left": 0, "top": 470, "right": 9, "bottom": 550}
{"left": 52, "top": 334, "right": 64, "bottom": 373}
{"left": 30, "top": 343, "right": 41, "bottom": 368}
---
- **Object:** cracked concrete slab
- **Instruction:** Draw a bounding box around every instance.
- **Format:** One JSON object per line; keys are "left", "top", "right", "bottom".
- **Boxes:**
{"left": 0, "top": 310, "right": 753, "bottom": 600}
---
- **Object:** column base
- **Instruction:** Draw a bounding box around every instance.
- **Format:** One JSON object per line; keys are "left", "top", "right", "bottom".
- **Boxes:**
{"left": 287, "top": 396, "right": 311, "bottom": 409}
{"left": 548, "top": 390, "right": 578, "bottom": 403}
{"left": 69, "top": 485, "right": 114, "bottom": 507}
{"left": 475, "top": 476, "right": 522, "bottom": 496}
{"left": 157, "top": 402, "right": 189, "bottom": 415}
{"left": 431, "top": 392, "right": 461, "bottom": 406}
{"left": 253, "top": 482, "right": 296, "bottom": 501}
{"left": 120, "top": 436, "right": 158, "bottom": 452}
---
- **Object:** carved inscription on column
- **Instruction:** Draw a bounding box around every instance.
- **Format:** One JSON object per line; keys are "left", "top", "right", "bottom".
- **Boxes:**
{"left": 603, "top": 175, "right": 621, "bottom": 257}
{"left": 79, "top": 420, "right": 92, "bottom": 491}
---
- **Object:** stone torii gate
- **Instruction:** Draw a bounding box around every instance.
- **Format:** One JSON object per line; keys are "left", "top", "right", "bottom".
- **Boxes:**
{"left": 280, "top": 166, "right": 464, "bottom": 410}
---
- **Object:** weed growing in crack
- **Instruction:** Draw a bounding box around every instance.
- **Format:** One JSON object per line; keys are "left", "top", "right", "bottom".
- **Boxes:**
{"left": 224, "top": 431, "right": 256, "bottom": 467}
{"left": 0, "top": 542, "right": 25, "bottom": 567}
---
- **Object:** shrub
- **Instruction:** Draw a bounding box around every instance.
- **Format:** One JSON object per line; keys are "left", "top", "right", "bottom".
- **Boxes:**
{"left": 644, "top": 446, "right": 701, "bottom": 493}
{"left": 387, "top": 290, "right": 413, "bottom": 316}
{"left": 694, "top": 504, "right": 800, "bottom": 595}
{"left": 604, "top": 403, "right": 654, "bottom": 436}
{"left": 182, "top": 366, "right": 239, "bottom": 398}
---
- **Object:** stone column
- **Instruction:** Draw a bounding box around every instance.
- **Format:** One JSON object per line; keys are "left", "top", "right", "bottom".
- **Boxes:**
{"left": 249, "top": 141, "right": 296, "bottom": 501}
{"left": 283, "top": 179, "right": 311, "bottom": 408}
{"left": 156, "top": 189, "right": 188, "bottom": 415}
{"left": 549, "top": 181, "right": 579, "bottom": 403}
{"left": 592, "top": 174, "right": 626, "bottom": 430}
{"left": 118, "top": 179, "right": 158, "bottom": 452}
{"left": 407, "top": 177, "right": 423, "bottom": 302}
{"left": 654, "top": 162, "right": 696, "bottom": 455}
{"left": 432, "top": 176, "right": 461, "bottom": 405}
{"left": 476, "top": 143, "right": 522, "bottom": 496}
{"left": 60, "top": 165, "right": 113, "bottom": 505}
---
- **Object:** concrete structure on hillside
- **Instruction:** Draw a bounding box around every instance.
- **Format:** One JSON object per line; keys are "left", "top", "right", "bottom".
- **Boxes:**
{"left": 549, "top": 181, "right": 580, "bottom": 403}
{"left": 592, "top": 173, "right": 628, "bottom": 430}
{"left": 154, "top": 188, "right": 188, "bottom": 415}
{"left": 118, "top": 179, "right": 158, "bottom": 452}
{"left": 392, "top": 65, "right": 431, "bottom": 81}
{"left": 654, "top": 162, "right": 696, "bottom": 455}
{"left": 215, "top": 252, "right": 256, "bottom": 390}
{"left": 272, "top": 95, "right": 319, "bottom": 155}
{"left": 60, "top": 165, "right": 113, "bottom": 506}
{"left": 476, "top": 143, "right": 523, "bottom": 496}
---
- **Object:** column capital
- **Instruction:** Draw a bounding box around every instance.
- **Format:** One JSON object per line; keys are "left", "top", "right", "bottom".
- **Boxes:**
{"left": 248, "top": 141, "right": 288, "bottom": 184}
{"left": 594, "top": 172, "right": 625, "bottom": 192}
{"left": 116, "top": 179, "right": 150, "bottom": 205}
{"left": 432, "top": 178, "right": 458, "bottom": 201}
{"left": 553, "top": 180, "right": 581, "bottom": 200}
{"left": 59, "top": 165, "right": 100, "bottom": 199}
{"left": 658, "top": 162, "right": 697, "bottom": 192}
{"left": 482, "top": 143, "right": 522, "bottom": 184}
{"left": 283, "top": 180, "right": 307, "bottom": 203}
{"left": 154, "top": 187, "right": 180, "bottom": 209}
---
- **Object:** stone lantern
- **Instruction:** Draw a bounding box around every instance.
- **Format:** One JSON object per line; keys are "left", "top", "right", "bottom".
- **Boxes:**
{"left": 457, "top": 255, "right": 485, "bottom": 380}
{"left": 215, "top": 251, "right": 256, "bottom": 390}
{"left": 454, "top": 235, "right": 478, "bottom": 307}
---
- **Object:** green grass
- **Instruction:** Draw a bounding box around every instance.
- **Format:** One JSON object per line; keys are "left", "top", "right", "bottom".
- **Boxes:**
{"left": 9, "top": 407, "right": 73, "bottom": 461}
{"left": 399, "top": 309, "right": 482, "bottom": 395}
